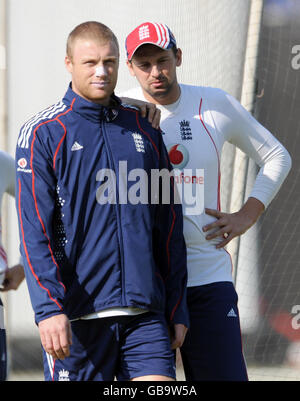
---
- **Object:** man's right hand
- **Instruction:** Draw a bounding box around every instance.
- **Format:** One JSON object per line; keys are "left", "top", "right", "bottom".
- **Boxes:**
{"left": 38, "top": 314, "right": 72, "bottom": 360}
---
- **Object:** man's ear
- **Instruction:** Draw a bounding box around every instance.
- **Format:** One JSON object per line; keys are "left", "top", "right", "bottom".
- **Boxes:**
{"left": 126, "top": 60, "right": 136, "bottom": 77}
{"left": 175, "top": 48, "right": 183, "bottom": 67}
{"left": 65, "top": 55, "right": 73, "bottom": 74}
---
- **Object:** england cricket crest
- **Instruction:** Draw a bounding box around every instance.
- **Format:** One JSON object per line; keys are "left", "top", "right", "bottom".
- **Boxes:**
{"left": 179, "top": 120, "right": 192, "bottom": 140}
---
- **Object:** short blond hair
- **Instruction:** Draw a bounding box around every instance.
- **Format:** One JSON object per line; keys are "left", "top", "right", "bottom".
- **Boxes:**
{"left": 66, "top": 21, "right": 119, "bottom": 59}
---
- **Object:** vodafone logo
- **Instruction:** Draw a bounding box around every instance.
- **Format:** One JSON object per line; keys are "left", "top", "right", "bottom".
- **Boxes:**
{"left": 17, "top": 158, "right": 31, "bottom": 173}
{"left": 18, "top": 158, "right": 27, "bottom": 168}
{"left": 167, "top": 144, "right": 189, "bottom": 170}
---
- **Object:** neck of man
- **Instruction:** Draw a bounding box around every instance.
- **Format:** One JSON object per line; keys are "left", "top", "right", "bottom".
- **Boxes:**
{"left": 142, "top": 81, "right": 181, "bottom": 106}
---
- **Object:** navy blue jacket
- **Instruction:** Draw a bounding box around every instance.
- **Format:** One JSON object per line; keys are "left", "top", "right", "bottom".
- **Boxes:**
{"left": 16, "top": 85, "right": 188, "bottom": 327}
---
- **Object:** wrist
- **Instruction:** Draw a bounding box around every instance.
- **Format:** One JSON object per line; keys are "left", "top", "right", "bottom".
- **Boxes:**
{"left": 238, "top": 197, "right": 265, "bottom": 227}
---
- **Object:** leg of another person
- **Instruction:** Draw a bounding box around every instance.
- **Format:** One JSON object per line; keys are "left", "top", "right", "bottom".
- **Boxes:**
{"left": 180, "top": 282, "right": 248, "bottom": 381}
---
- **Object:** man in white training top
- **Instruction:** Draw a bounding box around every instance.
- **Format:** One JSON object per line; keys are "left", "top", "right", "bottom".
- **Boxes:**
{"left": 0, "top": 149, "right": 25, "bottom": 381}
{"left": 122, "top": 22, "right": 292, "bottom": 381}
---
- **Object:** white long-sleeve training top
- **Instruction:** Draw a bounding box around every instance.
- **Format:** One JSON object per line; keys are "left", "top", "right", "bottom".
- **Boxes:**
{"left": 121, "top": 84, "right": 292, "bottom": 286}
{"left": 0, "top": 150, "right": 15, "bottom": 285}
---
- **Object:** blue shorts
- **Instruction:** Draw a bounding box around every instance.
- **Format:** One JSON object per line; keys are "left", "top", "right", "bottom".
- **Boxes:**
{"left": 180, "top": 282, "right": 248, "bottom": 381}
{"left": 42, "top": 311, "right": 176, "bottom": 381}
{"left": 0, "top": 298, "right": 7, "bottom": 381}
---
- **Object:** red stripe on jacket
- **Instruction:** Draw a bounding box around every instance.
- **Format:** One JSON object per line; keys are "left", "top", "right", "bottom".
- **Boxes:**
{"left": 18, "top": 98, "right": 75, "bottom": 306}
{"left": 18, "top": 179, "right": 63, "bottom": 311}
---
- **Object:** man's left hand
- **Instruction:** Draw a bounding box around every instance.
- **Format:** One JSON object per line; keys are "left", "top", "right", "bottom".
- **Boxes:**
{"left": 203, "top": 197, "right": 265, "bottom": 248}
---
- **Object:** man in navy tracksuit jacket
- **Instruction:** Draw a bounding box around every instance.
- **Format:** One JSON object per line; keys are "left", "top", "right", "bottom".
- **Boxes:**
{"left": 15, "top": 21, "right": 188, "bottom": 381}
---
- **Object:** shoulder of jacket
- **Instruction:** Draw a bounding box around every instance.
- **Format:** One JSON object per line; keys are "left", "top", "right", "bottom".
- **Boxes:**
{"left": 17, "top": 100, "right": 67, "bottom": 149}
{"left": 119, "top": 103, "right": 140, "bottom": 113}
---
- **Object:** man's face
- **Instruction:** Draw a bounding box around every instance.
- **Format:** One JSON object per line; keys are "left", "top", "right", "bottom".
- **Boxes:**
{"left": 65, "top": 38, "right": 119, "bottom": 105}
{"left": 127, "top": 44, "right": 182, "bottom": 104}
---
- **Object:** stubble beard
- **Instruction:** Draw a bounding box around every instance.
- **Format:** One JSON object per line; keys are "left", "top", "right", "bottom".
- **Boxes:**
{"left": 145, "top": 78, "right": 177, "bottom": 103}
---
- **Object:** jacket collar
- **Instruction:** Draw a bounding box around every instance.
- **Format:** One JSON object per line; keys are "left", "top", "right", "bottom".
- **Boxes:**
{"left": 63, "top": 83, "right": 121, "bottom": 123}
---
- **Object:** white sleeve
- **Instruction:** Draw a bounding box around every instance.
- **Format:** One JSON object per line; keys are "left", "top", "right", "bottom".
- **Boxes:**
{"left": 218, "top": 92, "right": 292, "bottom": 208}
{"left": 0, "top": 150, "right": 15, "bottom": 197}
{"left": 0, "top": 151, "right": 23, "bottom": 270}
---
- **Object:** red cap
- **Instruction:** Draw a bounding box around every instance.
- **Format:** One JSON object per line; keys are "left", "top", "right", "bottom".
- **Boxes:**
{"left": 125, "top": 22, "right": 177, "bottom": 60}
